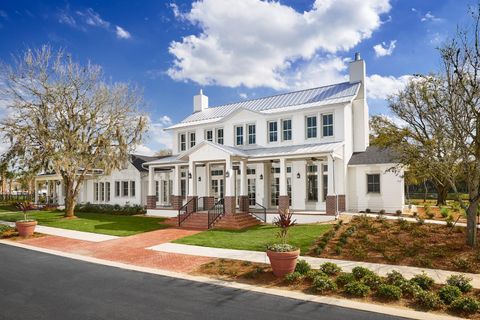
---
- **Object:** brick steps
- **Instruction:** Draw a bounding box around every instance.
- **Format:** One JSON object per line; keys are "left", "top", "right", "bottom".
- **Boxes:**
{"left": 179, "top": 213, "right": 209, "bottom": 230}
{"left": 213, "top": 213, "right": 261, "bottom": 230}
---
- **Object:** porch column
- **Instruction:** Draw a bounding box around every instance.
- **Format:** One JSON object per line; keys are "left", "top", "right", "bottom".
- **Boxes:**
{"left": 326, "top": 154, "right": 338, "bottom": 215}
{"left": 171, "top": 164, "right": 183, "bottom": 210}
{"left": 238, "top": 160, "right": 249, "bottom": 213}
{"left": 57, "top": 181, "right": 64, "bottom": 206}
{"left": 146, "top": 166, "right": 156, "bottom": 209}
{"left": 46, "top": 181, "right": 51, "bottom": 204}
{"left": 224, "top": 156, "right": 236, "bottom": 214}
{"left": 278, "top": 157, "right": 289, "bottom": 212}
{"left": 187, "top": 160, "right": 198, "bottom": 212}
{"left": 34, "top": 181, "right": 39, "bottom": 204}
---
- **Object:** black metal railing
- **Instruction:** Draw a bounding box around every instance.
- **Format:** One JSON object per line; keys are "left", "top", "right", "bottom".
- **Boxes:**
{"left": 249, "top": 202, "right": 267, "bottom": 223}
{"left": 178, "top": 197, "right": 196, "bottom": 227}
{"left": 208, "top": 198, "right": 224, "bottom": 229}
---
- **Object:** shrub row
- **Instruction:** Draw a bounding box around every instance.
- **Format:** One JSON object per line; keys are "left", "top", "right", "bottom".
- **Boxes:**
{"left": 74, "top": 203, "right": 146, "bottom": 215}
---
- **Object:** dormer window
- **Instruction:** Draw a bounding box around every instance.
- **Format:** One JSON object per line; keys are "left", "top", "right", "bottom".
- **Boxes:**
{"left": 322, "top": 114, "right": 334, "bottom": 137}
{"left": 179, "top": 133, "right": 186, "bottom": 151}
{"left": 268, "top": 121, "right": 278, "bottom": 142}
{"left": 306, "top": 116, "right": 317, "bottom": 139}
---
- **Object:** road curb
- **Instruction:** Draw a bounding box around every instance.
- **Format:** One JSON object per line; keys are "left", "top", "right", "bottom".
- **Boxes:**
{"left": 0, "top": 240, "right": 462, "bottom": 320}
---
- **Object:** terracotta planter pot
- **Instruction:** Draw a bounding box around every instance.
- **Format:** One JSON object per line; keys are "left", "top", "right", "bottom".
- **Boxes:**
{"left": 267, "top": 249, "right": 300, "bottom": 277}
{"left": 15, "top": 220, "right": 37, "bottom": 237}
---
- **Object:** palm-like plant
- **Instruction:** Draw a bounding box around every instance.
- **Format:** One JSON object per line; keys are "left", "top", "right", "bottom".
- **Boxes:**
{"left": 273, "top": 209, "right": 296, "bottom": 245}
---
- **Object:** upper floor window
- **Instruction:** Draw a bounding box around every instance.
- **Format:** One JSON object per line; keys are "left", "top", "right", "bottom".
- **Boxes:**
{"left": 282, "top": 119, "right": 292, "bottom": 141}
{"left": 179, "top": 133, "right": 186, "bottom": 151}
{"left": 268, "top": 121, "right": 278, "bottom": 142}
{"left": 367, "top": 174, "right": 380, "bottom": 193}
{"left": 216, "top": 128, "right": 224, "bottom": 145}
{"left": 205, "top": 130, "right": 213, "bottom": 142}
{"left": 247, "top": 124, "right": 256, "bottom": 145}
{"left": 322, "top": 114, "right": 334, "bottom": 137}
{"left": 306, "top": 116, "right": 317, "bottom": 139}
{"left": 189, "top": 132, "right": 196, "bottom": 148}
{"left": 235, "top": 125, "right": 244, "bottom": 145}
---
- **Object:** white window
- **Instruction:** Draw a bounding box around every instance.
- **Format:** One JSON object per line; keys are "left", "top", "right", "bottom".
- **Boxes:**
{"left": 268, "top": 121, "right": 278, "bottom": 142}
{"left": 100, "top": 182, "right": 105, "bottom": 201}
{"left": 106, "top": 182, "right": 111, "bottom": 202}
{"left": 179, "top": 133, "right": 186, "bottom": 151}
{"left": 322, "top": 114, "right": 334, "bottom": 137}
{"left": 189, "top": 132, "right": 196, "bottom": 148}
{"left": 205, "top": 130, "right": 213, "bottom": 142}
{"left": 216, "top": 128, "right": 224, "bottom": 144}
{"left": 235, "top": 125, "right": 244, "bottom": 145}
{"left": 367, "top": 174, "right": 381, "bottom": 193}
{"left": 306, "top": 116, "right": 317, "bottom": 139}
{"left": 247, "top": 124, "right": 256, "bottom": 145}
{"left": 115, "top": 181, "right": 120, "bottom": 197}
{"left": 282, "top": 119, "right": 292, "bottom": 141}
{"left": 122, "top": 181, "right": 129, "bottom": 197}
{"left": 94, "top": 182, "right": 99, "bottom": 201}
{"left": 130, "top": 181, "right": 136, "bottom": 197}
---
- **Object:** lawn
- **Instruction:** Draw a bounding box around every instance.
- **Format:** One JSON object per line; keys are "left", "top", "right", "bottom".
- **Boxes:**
{"left": 0, "top": 207, "right": 169, "bottom": 237}
{"left": 173, "top": 224, "right": 332, "bottom": 254}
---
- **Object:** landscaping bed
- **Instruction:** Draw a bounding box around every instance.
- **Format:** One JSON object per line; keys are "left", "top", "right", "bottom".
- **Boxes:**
{"left": 194, "top": 259, "right": 480, "bottom": 319}
{"left": 173, "top": 224, "right": 332, "bottom": 255}
{"left": 311, "top": 215, "right": 480, "bottom": 273}
{"left": 0, "top": 225, "right": 43, "bottom": 240}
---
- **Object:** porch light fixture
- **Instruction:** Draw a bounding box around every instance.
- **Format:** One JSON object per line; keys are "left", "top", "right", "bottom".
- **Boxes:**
{"left": 198, "top": 177, "right": 201, "bottom": 182}
{"left": 188, "top": 172, "right": 192, "bottom": 179}
{"left": 56, "top": 181, "right": 61, "bottom": 185}
{"left": 225, "top": 171, "right": 230, "bottom": 178}
{"left": 259, "top": 174, "right": 263, "bottom": 180}
{"left": 296, "top": 173, "right": 301, "bottom": 179}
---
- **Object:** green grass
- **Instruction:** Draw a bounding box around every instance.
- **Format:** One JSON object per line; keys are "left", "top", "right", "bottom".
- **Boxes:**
{"left": 173, "top": 224, "right": 332, "bottom": 254}
{"left": 0, "top": 207, "right": 169, "bottom": 237}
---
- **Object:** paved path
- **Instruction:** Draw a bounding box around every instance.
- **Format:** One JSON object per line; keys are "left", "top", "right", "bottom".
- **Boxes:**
{"left": 0, "top": 244, "right": 411, "bottom": 320}
{"left": 18, "top": 228, "right": 214, "bottom": 272}
{"left": 0, "top": 220, "right": 119, "bottom": 242}
{"left": 151, "top": 243, "right": 480, "bottom": 288}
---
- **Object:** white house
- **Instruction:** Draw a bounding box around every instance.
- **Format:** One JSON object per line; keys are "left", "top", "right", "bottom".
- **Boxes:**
{"left": 33, "top": 154, "right": 161, "bottom": 207}
{"left": 144, "top": 53, "right": 405, "bottom": 224}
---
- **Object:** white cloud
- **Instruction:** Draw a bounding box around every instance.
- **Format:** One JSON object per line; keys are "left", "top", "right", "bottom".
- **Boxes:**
{"left": 140, "top": 115, "right": 173, "bottom": 155}
{"left": 76, "top": 8, "right": 110, "bottom": 28}
{"left": 366, "top": 74, "right": 411, "bottom": 100}
{"left": 134, "top": 144, "right": 156, "bottom": 156}
{"left": 168, "top": 0, "right": 391, "bottom": 89}
{"left": 373, "top": 40, "right": 397, "bottom": 57}
{"left": 115, "top": 26, "right": 131, "bottom": 39}
{"left": 421, "top": 11, "right": 441, "bottom": 22}
{"left": 239, "top": 93, "right": 248, "bottom": 99}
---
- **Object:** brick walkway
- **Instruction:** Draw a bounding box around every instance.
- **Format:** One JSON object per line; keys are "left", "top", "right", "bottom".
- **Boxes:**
{"left": 19, "top": 228, "right": 214, "bottom": 273}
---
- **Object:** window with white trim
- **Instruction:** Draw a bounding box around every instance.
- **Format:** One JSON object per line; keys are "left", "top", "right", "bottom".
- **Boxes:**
{"left": 306, "top": 116, "right": 317, "bottom": 139}
{"left": 100, "top": 182, "right": 105, "bottom": 201}
{"left": 179, "top": 133, "right": 186, "bottom": 151}
{"left": 115, "top": 181, "right": 120, "bottom": 197}
{"left": 205, "top": 130, "right": 213, "bottom": 142}
{"left": 247, "top": 124, "right": 256, "bottom": 145}
{"left": 106, "top": 182, "right": 111, "bottom": 202}
{"left": 367, "top": 174, "right": 380, "bottom": 193}
{"left": 235, "top": 125, "right": 244, "bottom": 145}
{"left": 282, "top": 119, "right": 292, "bottom": 141}
{"left": 216, "top": 128, "right": 224, "bottom": 144}
{"left": 322, "top": 114, "right": 334, "bottom": 137}
{"left": 94, "top": 182, "right": 99, "bottom": 201}
{"left": 122, "top": 181, "right": 129, "bottom": 197}
{"left": 189, "top": 132, "right": 196, "bottom": 148}
{"left": 268, "top": 121, "right": 278, "bottom": 142}
{"left": 130, "top": 181, "right": 136, "bottom": 197}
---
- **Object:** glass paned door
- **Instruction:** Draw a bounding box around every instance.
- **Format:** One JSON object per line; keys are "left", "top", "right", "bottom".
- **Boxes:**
{"left": 248, "top": 178, "right": 256, "bottom": 205}
{"left": 271, "top": 177, "right": 279, "bottom": 207}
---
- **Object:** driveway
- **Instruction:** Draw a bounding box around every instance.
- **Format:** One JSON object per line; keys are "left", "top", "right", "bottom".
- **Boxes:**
{"left": 0, "top": 244, "right": 409, "bottom": 320}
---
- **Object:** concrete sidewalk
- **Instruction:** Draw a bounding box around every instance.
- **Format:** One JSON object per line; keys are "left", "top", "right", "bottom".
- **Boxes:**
{"left": 150, "top": 242, "right": 480, "bottom": 289}
{"left": 0, "top": 220, "right": 119, "bottom": 242}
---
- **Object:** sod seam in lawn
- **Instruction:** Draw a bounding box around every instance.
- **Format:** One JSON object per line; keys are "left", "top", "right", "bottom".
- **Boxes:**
{"left": 173, "top": 224, "right": 332, "bottom": 254}
{"left": 0, "top": 209, "right": 169, "bottom": 237}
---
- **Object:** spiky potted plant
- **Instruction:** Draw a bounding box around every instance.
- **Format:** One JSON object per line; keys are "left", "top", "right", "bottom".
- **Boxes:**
{"left": 267, "top": 209, "right": 299, "bottom": 277}
{"left": 15, "top": 201, "right": 37, "bottom": 237}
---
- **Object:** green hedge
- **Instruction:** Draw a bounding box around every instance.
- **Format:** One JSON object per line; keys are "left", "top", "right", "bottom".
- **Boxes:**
{"left": 74, "top": 203, "right": 146, "bottom": 215}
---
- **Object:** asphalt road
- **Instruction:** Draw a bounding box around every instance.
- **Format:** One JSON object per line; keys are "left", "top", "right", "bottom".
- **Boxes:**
{"left": 0, "top": 244, "right": 409, "bottom": 320}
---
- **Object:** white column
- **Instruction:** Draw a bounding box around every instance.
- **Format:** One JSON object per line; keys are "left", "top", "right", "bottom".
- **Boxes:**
{"left": 240, "top": 160, "right": 247, "bottom": 196}
{"left": 57, "top": 181, "right": 64, "bottom": 205}
{"left": 205, "top": 162, "right": 210, "bottom": 196}
{"left": 34, "top": 181, "right": 39, "bottom": 204}
{"left": 225, "top": 157, "right": 235, "bottom": 196}
{"left": 173, "top": 165, "right": 181, "bottom": 196}
{"left": 279, "top": 158, "right": 288, "bottom": 196}
{"left": 46, "top": 181, "right": 51, "bottom": 203}
{"left": 188, "top": 160, "right": 197, "bottom": 196}
{"left": 327, "top": 155, "right": 336, "bottom": 195}
{"left": 148, "top": 166, "right": 155, "bottom": 196}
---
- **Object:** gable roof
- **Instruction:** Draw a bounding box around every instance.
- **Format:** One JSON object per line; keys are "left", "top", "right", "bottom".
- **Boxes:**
{"left": 348, "top": 146, "right": 399, "bottom": 165}
{"left": 167, "top": 81, "right": 360, "bottom": 130}
{"left": 130, "top": 154, "right": 167, "bottom": 172}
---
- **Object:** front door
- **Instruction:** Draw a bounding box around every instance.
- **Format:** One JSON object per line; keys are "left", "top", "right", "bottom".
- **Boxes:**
{"left": 210, "top": 166, "right": 224, "bottom": 200}
{"left": 248, "top": 178, "right": 256, "bottom": 205}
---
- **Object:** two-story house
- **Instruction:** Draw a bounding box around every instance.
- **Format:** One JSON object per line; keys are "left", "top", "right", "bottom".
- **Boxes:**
{"left": 144, "top": 53, "right": 404, "bottom": 223}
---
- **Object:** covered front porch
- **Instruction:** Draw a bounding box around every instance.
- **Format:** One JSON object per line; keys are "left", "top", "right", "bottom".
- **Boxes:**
{"left": 34, "top": 174, "right": 65, "bottom": 206}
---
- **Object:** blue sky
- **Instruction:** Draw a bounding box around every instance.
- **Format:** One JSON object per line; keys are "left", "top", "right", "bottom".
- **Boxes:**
{"left": 0, "top": 0, "right": 472, "bottom": 154}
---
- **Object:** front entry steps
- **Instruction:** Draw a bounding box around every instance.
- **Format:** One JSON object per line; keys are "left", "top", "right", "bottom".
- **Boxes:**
{"left": 168, "top": 212, "right": 262, "bottom": 230}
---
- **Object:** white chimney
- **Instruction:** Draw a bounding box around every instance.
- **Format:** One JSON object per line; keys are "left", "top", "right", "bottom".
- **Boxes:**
{"left": 349, "top": 52, "right": 366, "bottom": 99}
{"left": 193, "top": 89, "right": 208, "bottom": 113}
{"left": 349, "top": 52, "right": 369, "bottom": 153}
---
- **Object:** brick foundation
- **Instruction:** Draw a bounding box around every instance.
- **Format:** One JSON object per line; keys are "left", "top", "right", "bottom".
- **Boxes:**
{"left": 187, "top": 196, "right": 198, "bottom": 212}
{"left": 337, "top": 194, "right": 346, "bottom": 212}
{"left": 326, "top": 195, "right": 337, "bottom": 215}
{"left": 204, "top": 196, "right": 215, "bottom": 210}
{"left": 238, "top": 195, "right": 249, "bottom": 213}
{"left": 278, "top": 195, "right": 290, "bottom": 213}
{"left": 170, "top": 195, "right": 183, "bottom": 210}
{"left": 146, "top": 195, "right": 157, "bottom": 209}
{"left": 224, "top": 196, "right": 236, "bottom": 215}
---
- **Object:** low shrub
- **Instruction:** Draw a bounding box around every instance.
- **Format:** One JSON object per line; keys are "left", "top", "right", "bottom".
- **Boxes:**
{"left": 399, "top": 281, "right": 423, "bottom": 298}
{"left": 396, "top": 218, "right": 411, "bottom": 231}
{"left": 446, "top": 274, "right": 473, "bottom": 293}
{"left": 320, "top": 262, "right": 342, "bottom": 276}
{"left": 0, "top": 225, "right": 13, "bottom": 233}
{"left": 379, "top": 209, "right": 386, "bottom": 215}
{"left": 352, "top": 266, "right": 374, "bottom": 280}
{"left": 284, "top": 272, "right": 303, "bottom": 284}
{"left": 361, "top": 273, "right": 382, "bottom": 289}
{"left": 449, "top": 297, "right": 480, "bottom": 315}
{"left": 312, "top": 275, "right": 337, "bottom": 293}
{"left": 344, "top": 281, "right": 371, "bottom": 297}
{"left": 416, "top": 217, "right": 425, "bottom": 225}
{"left": 426, "top": 211, "right": 435, "bottom": 219}
{"left": 365, "top": 208, "right": 371, "bottom": 213}
{"left": 452, "top": 258, "right": 474, "bottom": 273}
{"left": 438, "top": 285, "right": 462, "bottom": 305}
{"left": 414, "top": 290, "right": 442, "bottom": 310}
{"left": 335, "top": 272, "right": 355, "bottom": 287}
{"left": 386, "top": 270, "right": 406, "bottom": 287}
{"left": 411, "top": 272, "right": 434, "bottom": 290}
{"left": 446, "top": 215, "right": 454, "bottom": 227}
{"left": 395, "top": 209, "right": 402, "bottom": 216}
{"left": 440, "top": 207, "right": 449, "bottom": 218}
{"left": 376, "top": 284, "right": 402, "bottom": 301}
{"left": 295, "top": 260, "right": 311, "bottom": 275}
{"left": 305, "top": 269, "right": 326, "bottom": 281}
{"left": 75, "top": 203, "right": 146, "bottom": 215}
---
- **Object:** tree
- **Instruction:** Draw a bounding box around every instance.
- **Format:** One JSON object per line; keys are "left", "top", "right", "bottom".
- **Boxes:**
{"left": 0, "top": 46, "right": 148, "bottom": 217}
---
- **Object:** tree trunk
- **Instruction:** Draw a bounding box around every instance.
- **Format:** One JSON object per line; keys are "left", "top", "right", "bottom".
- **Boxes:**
{"left": 63, "top": 177, "right": 76, "bottom": 218}
{"left": 436, "top": 184, "right": 448, "bottom": 206}
{"left": 466, "top": 199, "right": 479, "bottom": 247}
